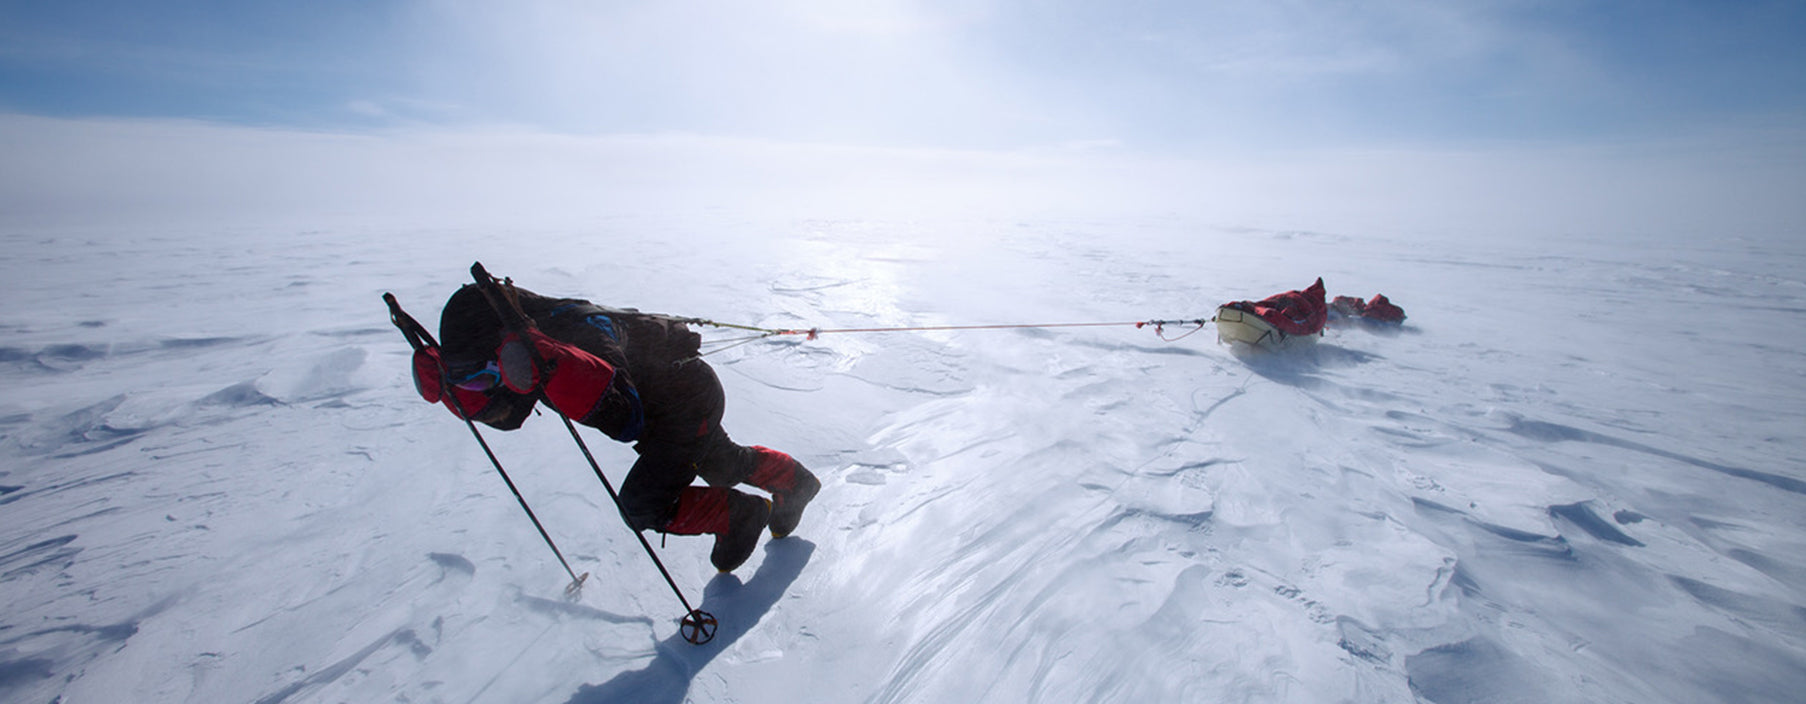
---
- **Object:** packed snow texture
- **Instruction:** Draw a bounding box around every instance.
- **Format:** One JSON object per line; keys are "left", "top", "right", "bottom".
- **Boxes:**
{"left": 2, "top": 218, "right": 1803, "bottom": 703}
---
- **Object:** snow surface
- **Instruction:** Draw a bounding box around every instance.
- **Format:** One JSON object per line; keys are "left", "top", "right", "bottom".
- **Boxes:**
{"left": 2, "top": 216, "right": 1804, "bottom": 703}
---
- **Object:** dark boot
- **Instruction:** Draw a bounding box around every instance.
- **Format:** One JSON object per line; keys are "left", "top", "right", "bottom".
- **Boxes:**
{"left": 768, "top": 470, "right": 819, "bottom": 539}
{"left": 662, "top": 487, "right": 771, "bottom": 573}
{"left": 745, "top": 447, "right": 821, "bottom": 539}
{"left": 715, "top": 491, "right": 770, "bottom": 572}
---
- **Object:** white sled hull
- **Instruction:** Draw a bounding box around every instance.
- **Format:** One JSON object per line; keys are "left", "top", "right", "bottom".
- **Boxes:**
{"left": 1213, "top": 306, "right": 1314, "bottom": 350}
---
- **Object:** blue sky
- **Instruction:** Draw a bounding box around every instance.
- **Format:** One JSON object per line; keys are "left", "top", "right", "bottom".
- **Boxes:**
{"left": 3, "top": 0, "right": 1803, "bottom": 152}
{"left": 3, "top": 1, "right": 1803, "bottom": 237}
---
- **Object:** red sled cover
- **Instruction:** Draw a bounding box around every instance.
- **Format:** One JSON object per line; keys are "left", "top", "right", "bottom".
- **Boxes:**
{"left": 1331, "top": 293, "right": 1406, "bottom": 323}
{"left": 1222, "top": 278, "right": 1328, "bottom": 336}
{"left": 1362, "top": 294, "right": 1405, "bottom": 323}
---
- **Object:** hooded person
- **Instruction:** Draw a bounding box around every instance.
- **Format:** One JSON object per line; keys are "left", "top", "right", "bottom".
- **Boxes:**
{"left": 431, "top": 281, "right": 820, "bottom": 573}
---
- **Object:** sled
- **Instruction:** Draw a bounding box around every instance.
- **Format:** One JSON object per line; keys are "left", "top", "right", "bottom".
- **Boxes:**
{"left": 1213, "top": 305, "right": 1316, "bottom": 350}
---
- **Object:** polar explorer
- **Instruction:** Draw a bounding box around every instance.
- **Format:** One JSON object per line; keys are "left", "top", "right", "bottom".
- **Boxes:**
{"left": 426, "top": 277, "right": 820, "bottom": 573}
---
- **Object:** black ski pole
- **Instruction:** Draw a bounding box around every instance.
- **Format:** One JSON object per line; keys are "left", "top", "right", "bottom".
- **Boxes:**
{"left": 448, "top": 392, "right": 590, "bottom": 598}
{"left": 553, "top": 411, "right": 717, "bottom": 645}
{"left": 384, "top": 293, "right": 588, "bottom": 598}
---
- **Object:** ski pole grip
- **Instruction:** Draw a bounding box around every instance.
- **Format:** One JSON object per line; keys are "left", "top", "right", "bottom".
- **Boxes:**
{"left": 470, "top": 262, "right": 534, "bottom": 333}
{"left": 384, "top": 293, "right": 437, "bottom": 351}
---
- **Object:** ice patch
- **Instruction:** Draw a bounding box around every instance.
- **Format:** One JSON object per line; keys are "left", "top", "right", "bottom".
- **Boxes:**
{"left": 1406, "top": 637, "right": 1548, "bottom": 704}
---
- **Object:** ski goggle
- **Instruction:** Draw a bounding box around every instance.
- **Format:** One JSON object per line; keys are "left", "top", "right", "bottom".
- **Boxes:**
{"left": 413, "top": 333, "right": 543, "bottom": 400}
{"left": 450, "top": 361, "right": 503, "bottom": 392}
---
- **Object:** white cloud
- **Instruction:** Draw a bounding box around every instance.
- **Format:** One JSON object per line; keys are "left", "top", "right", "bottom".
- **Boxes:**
{"left": 774, "top": 0, "right": 958, "bottom": 36}
{"left": 396, "top": 1, "right": 1027, "bottom": 146}
{"left": 2, "top": 113, "right": 1799, "bottom": 240}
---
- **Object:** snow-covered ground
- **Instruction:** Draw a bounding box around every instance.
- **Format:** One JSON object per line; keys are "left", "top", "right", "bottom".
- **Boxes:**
{"left": 3, "top": 215, "right": 1803, "bottom": 703}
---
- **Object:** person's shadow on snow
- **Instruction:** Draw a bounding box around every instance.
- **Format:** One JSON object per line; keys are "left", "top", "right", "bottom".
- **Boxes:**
{"left": 562, "top": 539, "right": 815, "bottom": 704}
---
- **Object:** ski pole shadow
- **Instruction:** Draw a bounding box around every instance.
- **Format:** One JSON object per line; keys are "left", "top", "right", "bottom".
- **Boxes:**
{"left": 562, "top": 539, "right": 816, "bottom": 704}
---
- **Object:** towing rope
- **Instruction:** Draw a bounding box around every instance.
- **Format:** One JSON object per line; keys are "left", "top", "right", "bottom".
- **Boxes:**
{"left": 681, "top": 316, "right": 1215, "bottom": 360}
